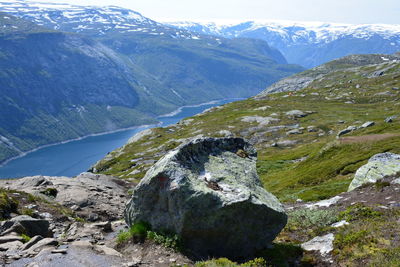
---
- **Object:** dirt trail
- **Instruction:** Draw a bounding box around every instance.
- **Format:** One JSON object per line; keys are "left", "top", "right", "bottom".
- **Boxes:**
{"left": 339, "top": 133, "right": 400, "bottom": 144}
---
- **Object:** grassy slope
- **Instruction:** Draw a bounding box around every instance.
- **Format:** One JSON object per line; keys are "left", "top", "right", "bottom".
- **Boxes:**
{"left": 94, "top": 56, "right": 400, "bottom": 203}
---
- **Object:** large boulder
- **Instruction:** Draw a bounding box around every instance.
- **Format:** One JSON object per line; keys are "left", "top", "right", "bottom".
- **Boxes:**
{"left": 125, "top": 137, "right": 287, "bottom": 259}
{"left": 348, "top": 152, "right": 400, "bottom": 191}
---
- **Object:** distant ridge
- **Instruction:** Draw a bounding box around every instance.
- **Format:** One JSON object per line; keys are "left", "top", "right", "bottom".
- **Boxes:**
{"left": 166, "top": 20, "right": 400, "bottom": 68}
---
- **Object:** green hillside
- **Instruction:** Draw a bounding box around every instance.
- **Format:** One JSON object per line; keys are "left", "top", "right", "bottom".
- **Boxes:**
{"left": 93, "top": 53, "right": 400, "bottom": 202}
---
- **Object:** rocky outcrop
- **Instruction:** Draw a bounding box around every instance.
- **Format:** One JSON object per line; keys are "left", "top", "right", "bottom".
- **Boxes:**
{"left": 125, "top": 137, "right": 287, "bottom": 260}
{"left": 0, "top": 215, "right": 51, "bottom": 238}
{"left": 0, "top": 173, "right": 129, "bottom": 221}
{"left": 348, "top": 152, "right": 400, "bottom": 191}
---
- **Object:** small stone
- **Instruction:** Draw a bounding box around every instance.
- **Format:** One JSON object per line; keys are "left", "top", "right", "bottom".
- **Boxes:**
{"left": 51, "top": 249, "right": 67, "bottom": 254}
{"left": 360, "top": 121, "right": 375, "bottom": 128}
{"left": 301, "top": 233, "right": 334, "bottom": 256}
{"left": 87, "top": 213, "right": 99, "bottom": 222}
{"left": 25, "top": 238, "right": 58, "bottom": 254}
{"left": 307, "top": 126, "right": 317, "bottom": 132}
{"left": 337, "top": 125, "right": 357, "bottom": 138}
{"left": 286, "top": 129, "right": 302, "bottom": 135}
{"left": 0, "top": 235, "right": 24, "bottom": 244}
{"left": 331, "top": 220, "right": 349, "bottom": 228}
{"left": 385, "top": 116, "right": 397, "bottom": 123}
{"left": 21, "top": 235, "right": 44, "bottom": 251}
{"left": 39, "top": 213, "right": 53, "bottom": 220}
{"left": 285, "top": 110, "right": 307, "bottom": 118}
{"left": 70, "top": 205, "right": 81, "bottom": 211}
{"left": 91, "top": 221, "right": 112, "bottom": 232}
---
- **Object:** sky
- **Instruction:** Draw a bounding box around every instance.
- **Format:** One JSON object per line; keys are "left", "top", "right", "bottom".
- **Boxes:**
{"left": 23, "top": 0, "right": 400, "bottom": 24}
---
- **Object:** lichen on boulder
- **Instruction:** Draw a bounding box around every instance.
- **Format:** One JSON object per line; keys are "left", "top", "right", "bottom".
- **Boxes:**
{"left": 348, "top": 152, "right": 400, "bottom": 191}
{"left": 124, "top": 137, "right": 287, "bottom": 259}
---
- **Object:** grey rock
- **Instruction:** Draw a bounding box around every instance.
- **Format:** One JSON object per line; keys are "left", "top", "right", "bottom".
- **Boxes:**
{"left": 0, "top": 173, "right": 128, "bottom": 221}
{"left": 385, "top": 116, "right": 397, "bottom": 123}
{"left": 0, "top": 215, "right": 51, "bottom": 237}
{"left": 240, "top": 116, "right": 279, "bottom": 126}
{"left": 391, "top": 178, "right": 400, "bottom": 185}
{"left": 337, "top": 125, "right": 358, "bottom": 137}
{"left": 331, "top": 220, "right": 349, "bottom": 228}
{"left": 51, "top": 249, "right": 67, "bottom": 254}
{"left": 125, "top": 137, "right": 287, "bottom": 259}
{"left": 360, "top": 121, "right": 375, "bottom": 128}
{"left": 21, "top": 235, "right": 44, "bottom": 251}
{"left": 286, "top": 129, "right": 303, "bottom": 135}
{"left": 0, "top": 240, "right": 23, "bottom": 251}
{"left": 276, "top": 139, "right": 299, "bottom": 147}
{"left": 25, "top": 238, "right": 58, "bottom": 254}
{"left": 348, "top": 152, "right": 400, "bottom": 191}
{"left": 307, "top": 126, "right": 318, "bottom": 132}
{"left": 256, "top": 75, "right": 316, "bottom": 97}
{"left": 0, "top": 235, "right": 24, "bottom": 244}
{"left": 301, "top": 233, "right": 334, "bottom": 256}
{"left": 91, "top": 221, "right": 112, "bottom": 232}
{"left": 285, "top": 110, "right": 307, "bottom": 118}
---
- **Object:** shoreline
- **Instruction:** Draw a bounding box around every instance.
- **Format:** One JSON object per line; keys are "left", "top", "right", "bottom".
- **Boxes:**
{"left": 0, "top": 122, "right": 160, "bottom": 168}
{"left": 0, "top": 98, "right": 241, "bottom": 169}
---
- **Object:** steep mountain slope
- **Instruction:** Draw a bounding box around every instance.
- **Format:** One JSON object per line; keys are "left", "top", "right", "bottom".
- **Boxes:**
{"left": 0, "top": 1, "right": 301, "bottom": 100}
{"left": 0, "top": 4, "right": 303, "bottom": 164}
{"left": 0, "top": 12, "right": 165, "bottom": 163}
{"left": 167, "top": 20, "right": 400, "bottom": 68}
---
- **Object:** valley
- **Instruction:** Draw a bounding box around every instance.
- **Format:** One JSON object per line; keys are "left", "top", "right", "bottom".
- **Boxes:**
{"left": 0, "top": 3, "right": 303, "bottom": 164}
{"left": 0, "top": 1, "right": 399, "bottom": 266}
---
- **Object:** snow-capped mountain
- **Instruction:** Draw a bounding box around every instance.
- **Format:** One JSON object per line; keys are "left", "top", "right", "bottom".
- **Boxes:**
{"left": 0, "top": 0, "right": 203, "bottom": 40}
{"left": 166, "top": 20, "right": 400, "bottom": 67}
{"left": 0, "top": 2, "right": 305, "bottom": 163}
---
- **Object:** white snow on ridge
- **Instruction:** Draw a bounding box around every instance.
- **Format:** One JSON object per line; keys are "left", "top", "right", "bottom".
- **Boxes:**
{"left": 166, "top": 20, "right": 400, "bottom": 44}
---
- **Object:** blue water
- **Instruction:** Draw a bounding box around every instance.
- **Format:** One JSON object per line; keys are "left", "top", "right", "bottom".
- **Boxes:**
{"left": 0, "top": 99, "right": 236, "bottom": 178}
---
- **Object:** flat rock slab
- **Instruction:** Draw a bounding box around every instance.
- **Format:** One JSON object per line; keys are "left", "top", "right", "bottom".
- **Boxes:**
{"left": 8, "top": 245, "right": 124, "bottom": 267}
{"left": 0, "top": 173, "right": 128, "bottom": 221}
{"left": 125, "top": 137, "right": 287, "bottom": 260}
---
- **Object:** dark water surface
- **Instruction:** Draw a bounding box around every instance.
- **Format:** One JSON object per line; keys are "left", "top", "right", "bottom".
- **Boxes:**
{"left": 0, "top": 99, "right": 237, "bottom": 178}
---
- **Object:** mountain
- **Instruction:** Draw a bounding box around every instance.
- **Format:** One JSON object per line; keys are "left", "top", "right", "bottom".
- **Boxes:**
{"left": 0, "top": 3, "right": 303, "bottom": 164}
{"left": 166, "top": 20, "right": 400, "bottom": 68}
{"left": 0, "top": 12, "right": 165, "bottom": 163}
